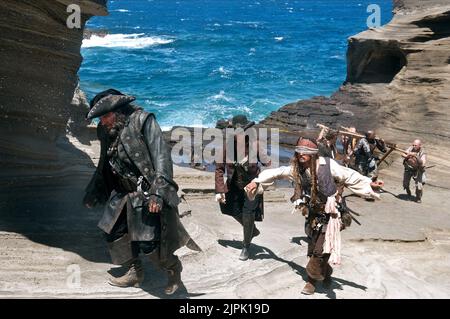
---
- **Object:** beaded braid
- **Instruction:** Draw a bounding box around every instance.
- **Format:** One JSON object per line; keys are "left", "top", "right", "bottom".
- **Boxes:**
{"left": 290, "top": 155, "right": 303, "bottom": 202}
{"left": 290, "top": 154, "right": 319, "bottom": 205}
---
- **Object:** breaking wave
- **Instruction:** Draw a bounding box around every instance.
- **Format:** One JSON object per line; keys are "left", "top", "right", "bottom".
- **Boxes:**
{"left": 208, "top": 90, "right": 234, "bottom": 103}
{"left": 82, "top": 33, "right": 174, "bottom": 49}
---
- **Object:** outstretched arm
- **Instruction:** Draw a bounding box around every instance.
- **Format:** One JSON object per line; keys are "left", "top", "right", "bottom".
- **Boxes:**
{"left": 329, "top": 159, "right": 380, "bottom": 200}
{"left": 245, "top": 165, "right": 294, "bottom": 194}
{"left": 253, "top": 165, "right": 294, "bottom": 184}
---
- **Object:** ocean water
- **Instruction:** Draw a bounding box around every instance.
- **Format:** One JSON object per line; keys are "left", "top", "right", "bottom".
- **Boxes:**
{"left": 80, "top": 0, "right": 393, "bottom": 129}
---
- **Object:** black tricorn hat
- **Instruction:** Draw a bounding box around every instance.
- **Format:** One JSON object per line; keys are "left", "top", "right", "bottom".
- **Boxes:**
{"left": 86, "top": 89, "right": 136, "bottom": 120}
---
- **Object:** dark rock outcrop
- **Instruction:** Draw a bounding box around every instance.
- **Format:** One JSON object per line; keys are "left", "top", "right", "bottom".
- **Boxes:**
{"left": 84, "top": 28, "right": 109, "bottom": 39}
{"left": 393, "top": 0, "right": 450, "bottom": 13}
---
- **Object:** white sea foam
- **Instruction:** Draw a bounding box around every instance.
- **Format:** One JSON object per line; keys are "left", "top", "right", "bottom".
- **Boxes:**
{"left": 218, "top": 67, "right": 228, "bottom": 74}
{"left": 242, "top": 106, "right": 252, "bottom": 114}
{"left": 82, "top": 33, "right": 174, "bottom": 49}
{"left": 212, "top": 66, "right": 232, "bottom": 78}
{"left": 146, "top": 100, "right": 171, "bottom": 108}
{"left": 231, "top": 21, "right": 262, "bottom": 25}
{"left": 331, "top": 55, "right": 345, "bottom": 60}
{"left": 229, "top": 20, "right": 264, "bottom": 28}
{"left": 249, "top": 99, "right": 278, "bottom": 107}
{"left": 209, "top": 90, "right": 234, "bottom": 103}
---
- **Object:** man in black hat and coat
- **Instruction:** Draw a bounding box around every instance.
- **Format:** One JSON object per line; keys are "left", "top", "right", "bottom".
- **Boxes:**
{"left": 215, "top": 115, "right": 270, "bottom": 261}
{"left": 83, "top": 89, "right": 200, "bottom": 294}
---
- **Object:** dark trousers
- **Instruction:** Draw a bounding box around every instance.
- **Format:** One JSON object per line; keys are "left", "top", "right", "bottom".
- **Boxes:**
{"left": 220, "top": 187, "right": 263, "bottom": 220}
{"left": 355, "top": 156, "right": 378, "bottom": 178}
{"left": 104, "top": 211, "right": 181, "bottom": 271}
{"left": 307, "top": 226, "right": 327, "bottom": 258}
{"left": 104, "top": 210, "right": 159, "bottom": 255}
{"left": 305, "top": 213, "right": 330, "bottom": 259}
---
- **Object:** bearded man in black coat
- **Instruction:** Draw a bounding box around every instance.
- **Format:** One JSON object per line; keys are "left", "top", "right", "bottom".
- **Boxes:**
{"left": 83, "top": 89, "right": 200, "bottom": 295}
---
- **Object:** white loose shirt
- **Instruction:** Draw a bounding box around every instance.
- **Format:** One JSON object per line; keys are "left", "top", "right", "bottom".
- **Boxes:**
{"left": 252, "top": 157, "right": 380, "bottom": 200}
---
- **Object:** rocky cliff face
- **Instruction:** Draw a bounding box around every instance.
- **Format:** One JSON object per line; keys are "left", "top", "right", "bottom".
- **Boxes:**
{"left": 0, "top": 1, "right": 107, "bottom": 210}
{"left": 393, "top": 0, "right": 450, "bottom": 13}
{"left": 346, "top": 2, "right": 450, "bottom": 138}
{"left": 261, "top": 0, "right": 450, "bottom": 187}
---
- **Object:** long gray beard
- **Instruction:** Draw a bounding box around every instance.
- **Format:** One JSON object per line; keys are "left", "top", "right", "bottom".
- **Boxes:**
{"left": 107, "top": 119, "right": 125, "bottom": 139}
{"left": 106, "top": 118, "right": 126, "bottom": 158}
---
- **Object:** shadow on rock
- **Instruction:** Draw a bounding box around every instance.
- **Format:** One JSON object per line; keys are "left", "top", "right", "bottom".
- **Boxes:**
{"left": 217, "top": 239, "right": 308, "bottom": 280}
{"left": 379, "top": 188, "right": 414, "bottom": 202}
{"left": 0, "top": 134, "right": 109, "bottom": 263}
{"left": 218, "top": 239, "right": 367, "bottom": 299}
{"left": 315, "top": 275, "right": 367, "bottom": 299}
{"left": 291, "top": 236, "right": 309, "bottom": 246}
{"left": 135, "top": 259, "right": 205, "bottom": 299}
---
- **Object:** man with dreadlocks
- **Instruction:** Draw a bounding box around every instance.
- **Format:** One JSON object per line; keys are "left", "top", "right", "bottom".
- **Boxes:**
{"left": 245, "top": 138, "right": 381, "bottom": 295}
{"left": 83, "top": 89, "right": 200, "bottom": 295}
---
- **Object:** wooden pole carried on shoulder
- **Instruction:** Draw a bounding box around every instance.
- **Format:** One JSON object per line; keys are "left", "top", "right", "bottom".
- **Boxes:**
{"left": 317, "top": 123, "right": 410, "bottom": 165}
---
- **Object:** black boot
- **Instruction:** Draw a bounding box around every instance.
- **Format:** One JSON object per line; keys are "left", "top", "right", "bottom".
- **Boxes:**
{"left": 239, "top": 246, "right": 249, "bottom": 261}
{"left": 233, "top": 215, "right": 260, "bottom": 238}
{"left": 165, "top": 261, "right": 183, "bottom": 295}
{"left": 146, "top": 248, "right": 160, "bottom": 265}
{"left": 239, "top": 214, "right": 255, "bottom": 261}
{"left": 416, "top": 188, "right": 422, "bottom": 203}
{"left": 108, "top": 258, "right": 144, "bottom": 288}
